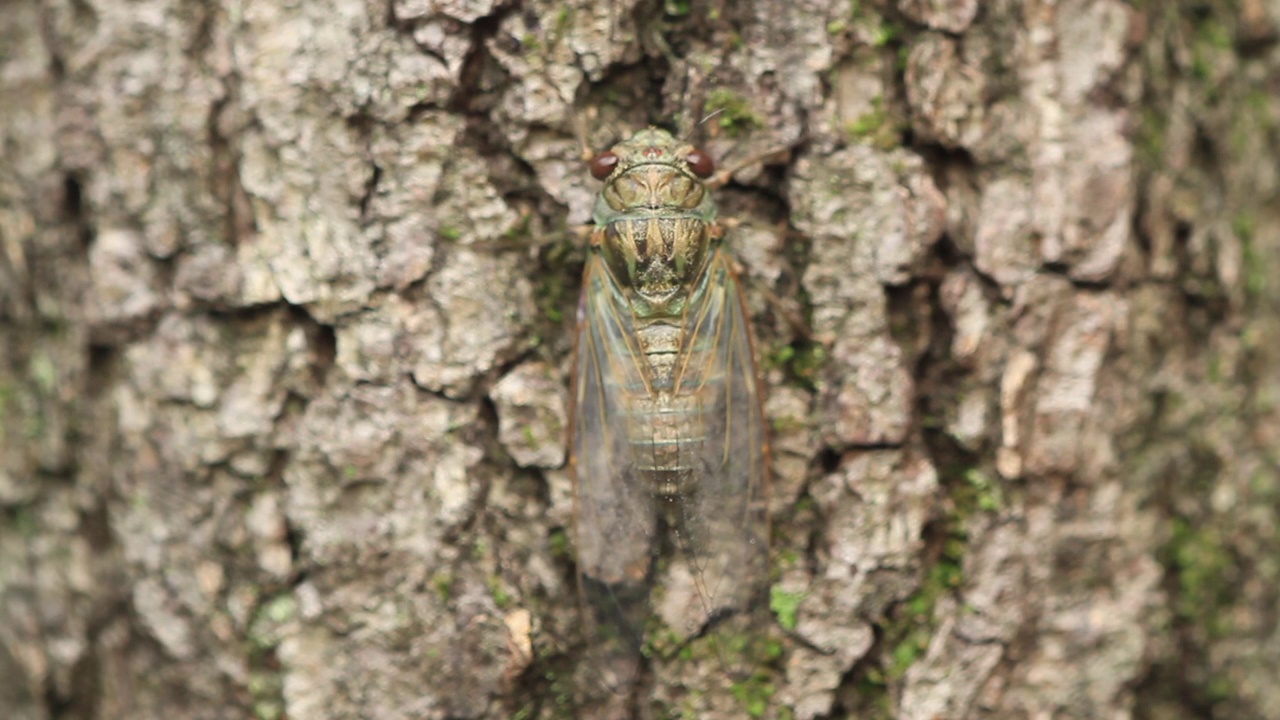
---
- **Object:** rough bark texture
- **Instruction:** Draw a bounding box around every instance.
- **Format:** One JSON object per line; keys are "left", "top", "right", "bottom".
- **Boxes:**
{"left": 2, "top": 0, "right": 1278, "bottom": 719}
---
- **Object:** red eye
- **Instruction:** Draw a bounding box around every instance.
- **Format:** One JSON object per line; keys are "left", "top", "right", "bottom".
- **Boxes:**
{"left": 685, "top": 149, "right": 715, "bottom": 178}
{"left": 589, "top": 152, "right": 619, "bottom": 180}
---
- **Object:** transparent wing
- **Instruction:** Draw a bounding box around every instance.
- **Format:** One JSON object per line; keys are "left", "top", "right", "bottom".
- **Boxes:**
{"left": 569, "top": 253, "right": 657, "bottom": 695}
{"left": 665, "top": 245, "right": 770, "bottom": 643}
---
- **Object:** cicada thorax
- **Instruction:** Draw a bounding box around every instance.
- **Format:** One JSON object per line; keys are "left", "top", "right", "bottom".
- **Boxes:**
{"left": 598, "top": 216, "right": 712, "bottom": 315}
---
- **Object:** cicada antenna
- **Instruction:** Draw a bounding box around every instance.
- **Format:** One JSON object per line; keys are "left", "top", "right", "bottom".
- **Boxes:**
{"left": 681, "top": 108, "right": 727, "bottom": 144}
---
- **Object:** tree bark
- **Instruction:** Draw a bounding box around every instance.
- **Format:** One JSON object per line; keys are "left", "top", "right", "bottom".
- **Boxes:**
{"left": 2, "top": 1, "right": 1278, "bottom": 719}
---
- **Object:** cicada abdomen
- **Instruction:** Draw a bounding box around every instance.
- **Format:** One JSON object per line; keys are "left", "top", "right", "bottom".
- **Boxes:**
{"left": 568, "top": 127, "right": 770, "bottom": 704}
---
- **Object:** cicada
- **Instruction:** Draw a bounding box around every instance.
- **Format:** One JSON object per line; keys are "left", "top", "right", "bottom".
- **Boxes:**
{"left": 568, "top": 127, "right": 770, "bottom": 698}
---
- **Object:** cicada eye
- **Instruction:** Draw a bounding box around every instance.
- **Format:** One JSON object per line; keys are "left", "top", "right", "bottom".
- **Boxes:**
{"left": 589, "top": 151, "right": 619, "bottom": 180}
{"left": 685, "top": 149, "right": 715, "bottom": 178}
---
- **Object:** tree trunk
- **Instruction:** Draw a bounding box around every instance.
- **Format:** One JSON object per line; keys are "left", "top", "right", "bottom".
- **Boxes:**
{"left": 3, "top": 0, "right": 1278, "bottom": 718}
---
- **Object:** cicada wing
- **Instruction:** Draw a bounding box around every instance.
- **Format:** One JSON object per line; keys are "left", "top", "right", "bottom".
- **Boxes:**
{"left": 569, "top": 253, "right": 657, "bottom": 695}
{"left": 664, "top": 245, "right": 770, "bottom": 655}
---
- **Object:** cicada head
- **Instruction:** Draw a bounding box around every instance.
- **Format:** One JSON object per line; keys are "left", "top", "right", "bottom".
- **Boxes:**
{"left": 589, "top": 127, "right": 717, "bottom": 221}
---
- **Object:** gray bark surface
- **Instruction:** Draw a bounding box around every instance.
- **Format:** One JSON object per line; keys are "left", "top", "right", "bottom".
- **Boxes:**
{"left": 2, "top": 1, "right": 1278, "bottom": 718}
